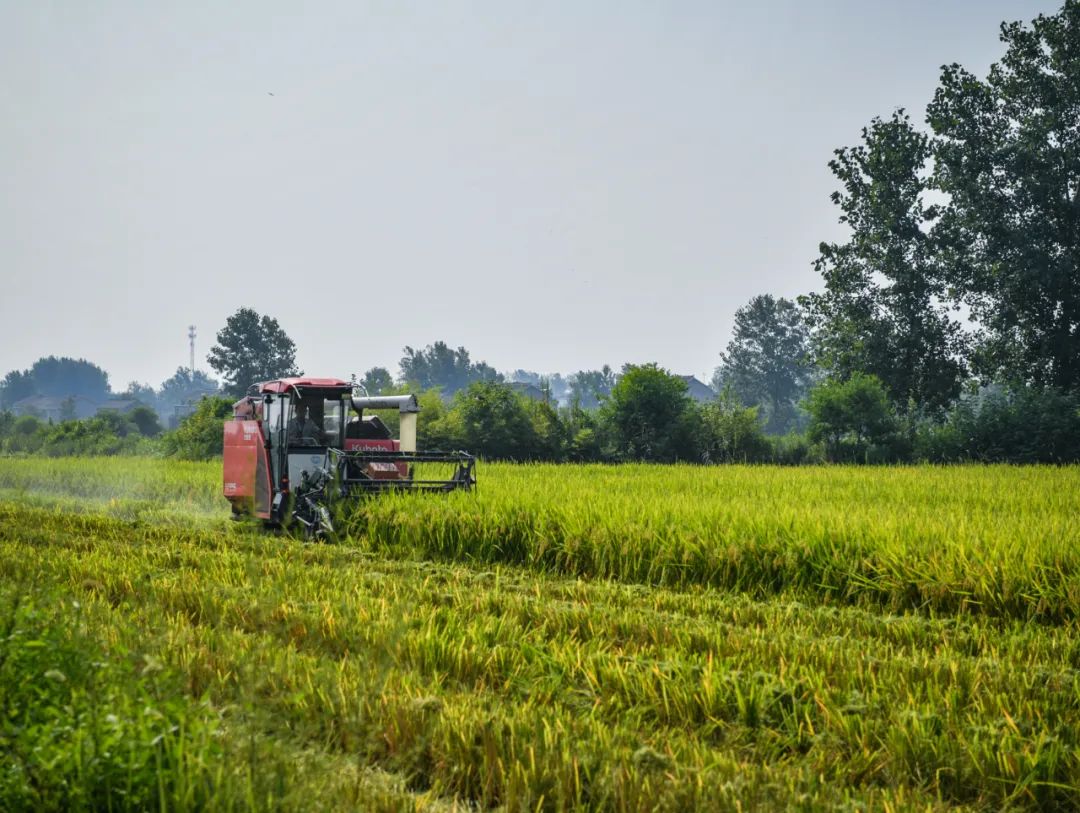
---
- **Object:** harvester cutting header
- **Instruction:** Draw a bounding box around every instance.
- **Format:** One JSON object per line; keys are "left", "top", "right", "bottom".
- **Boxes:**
{"left": 223, "top": 377, "right": 474, "bottom": 537}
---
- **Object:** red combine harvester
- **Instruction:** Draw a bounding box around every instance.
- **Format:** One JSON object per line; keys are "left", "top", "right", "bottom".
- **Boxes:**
{"left": 223, "top": 377, "right": 475, "bottom": 537}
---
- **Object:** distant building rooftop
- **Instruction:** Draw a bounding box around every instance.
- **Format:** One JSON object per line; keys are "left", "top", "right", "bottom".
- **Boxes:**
{"left": 507, "top": 382, "right": 548, "bottom": 402}
{"left": 98, "top": 398, "right": 144, "bottom": 415}
{"left": 678, "top": 376, "right": 716, "bottom": 403}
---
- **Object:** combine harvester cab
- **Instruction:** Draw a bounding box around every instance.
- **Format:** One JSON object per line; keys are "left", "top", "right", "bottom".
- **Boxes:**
{"left": 223, "top": 377, "right": 474, "bottom": 536}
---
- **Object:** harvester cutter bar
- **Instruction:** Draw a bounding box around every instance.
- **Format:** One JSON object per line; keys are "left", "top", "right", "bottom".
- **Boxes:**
{"left": 329, "top": 448, "right": 476, "bottom": 493}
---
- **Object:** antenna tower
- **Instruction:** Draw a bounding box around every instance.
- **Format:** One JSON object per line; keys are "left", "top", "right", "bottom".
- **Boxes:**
{"left": 188, "top": 325, "right": 196, "bottom": 375}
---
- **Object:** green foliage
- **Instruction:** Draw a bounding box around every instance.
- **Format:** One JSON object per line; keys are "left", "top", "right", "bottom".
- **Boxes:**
{"left": 399, "top": 342, "right": 501, "bottom": 396}
{"left": 0, "top": 370, "right": 35, "bottom": 409}
{"left": 451, "top": 381, "right": 539, "bottom": 461}
{"left": 561, "top": 403, "right": 603, "bottom": 462}
{"left": 699, "top": 387, "right": 772, "bottom": 463}
{"left": 0, "top": 410, "right": 156, "bottom": 457}
{"left": 511, "top": 370, "right": 570, "bottom": 404}
{"left": 382, "top": 385, "right": 570, "bottom": 461}
{"left": 413, "top": 388, "right": 460, "bottom": 450}
{"left": 128, "top": 404, "right": 163, "bottom": 437}
{"left": 567, "top": 366, "right": 617, "bottom": 409}
{"left": 207, "top": 308, "right": 299, "bottom": 397}
{"left": 11, "top": 415, "right": 43, "bottom": 437}
{"left": 524, "top": 398, "right": 570, "bottom": 462}
{"left": 768, "top": 431, "right": 823, "bottom": 465}
{"left": 929, "top": 2, "right": 1080, "bottom": 391}
{"left": 28, "top": 356, "right": 111, "bottom": 400}
{"left": 806, "top": 374, "right": 898, "bottom": 462}
{"left": 713, "top": 295, "right": 811, "bottom": 434}
{"left": 119, "top": 380, "right": 158, "bottom": 406}
{"left": 364, "top": 384, "right": 570, "bottom": 462}
{"left": 916, "top": 387, "right": 1080, "bottom": 463}
{"left": 0, "top": 358, "right": 111, "bottom": 408}
{"left": 802, "top": 111, "right": 966, "bottom": 414}
{"left": 360, "top": 366, "right": 394, "bottom": 395}
{"left": 95, "top": 410, "right": 134, "bottom": 438}
{"left": 35, "top": 417, "right": 152, "bottom": 457}
{"left": 567, "top": 425, "right": 601, "bottom": 461}
{"left": 161, "top": 397, "right": 234, "bottom": 460}
{"left": 603, "top": 364, "right": 696, "bottom": 462}
{"left": 158, "top": 366, "right": 219, "bottom": 411}
{"left": 4, "top": 415, "right": 45, "bottom": 453}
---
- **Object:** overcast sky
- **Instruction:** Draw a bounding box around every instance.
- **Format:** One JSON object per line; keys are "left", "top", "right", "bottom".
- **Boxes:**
{"left": 0, "top": 0, "right": 1058, "bottom": 389}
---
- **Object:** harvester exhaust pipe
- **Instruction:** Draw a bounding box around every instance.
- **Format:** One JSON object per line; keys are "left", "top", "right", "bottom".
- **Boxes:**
{"left": 351, "top": 394, "right": 420, "bottom": 453}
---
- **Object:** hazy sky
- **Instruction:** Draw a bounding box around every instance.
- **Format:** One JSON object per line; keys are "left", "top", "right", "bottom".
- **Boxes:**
{"left": 1, "top": 1, "right": 1058, "bottom": 389}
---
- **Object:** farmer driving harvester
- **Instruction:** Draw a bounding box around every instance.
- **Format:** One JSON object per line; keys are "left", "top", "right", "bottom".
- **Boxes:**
{"left": 287, "top": 398, "right": 323, "bottom": 445}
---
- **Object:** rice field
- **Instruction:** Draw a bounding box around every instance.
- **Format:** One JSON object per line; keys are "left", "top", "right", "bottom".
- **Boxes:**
{"left": 0, "top": 458, "right": 1078, "bottom": 811}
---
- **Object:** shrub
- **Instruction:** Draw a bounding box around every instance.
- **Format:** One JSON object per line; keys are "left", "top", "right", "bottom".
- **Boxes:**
{"left": 0, "top": 412, "right": 157, "bottom": 457}
{"left": 603, "top": 364, "right": 697, "bottom": 462}
{"left": 161, "top": 397, "right": 233, "bottom": 460}
{"left": 524, "top": 398, "right": 569, "bottom": 461}
{"left": 805, "top": 374, "right": 898, "bottom": 462}
{"left": 37, "top": 417, "right": 150, "bottom": 457}
{"left": 128, "top": 405, "right": 163, "bottom": 437}
{"left": 3, "top": 415, "right": 45, "bottom": 454}
{"left": 915, "top": 386, "right": 1080, "bottom": 463}
{"left": 699, "top": 389, "right": 772, "bottom": 463}
{"left": 769, "top": 432, "right": 824, "bottom": 465}
{"left": 415, "top": 389, "right": 462, "bottom": 450}
{"left": 452, "top": 382, "right": 539, "bottom": 461}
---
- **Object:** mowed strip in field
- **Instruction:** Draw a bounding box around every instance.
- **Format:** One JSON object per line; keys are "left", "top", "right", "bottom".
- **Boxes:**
{"left": 0, "top": 459, "right": 1078, "bottom": 811}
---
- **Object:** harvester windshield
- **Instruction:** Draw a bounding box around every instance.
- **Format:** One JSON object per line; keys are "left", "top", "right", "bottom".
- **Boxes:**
{"left": 287, "top": 393, "right": 345, "bottom": 447}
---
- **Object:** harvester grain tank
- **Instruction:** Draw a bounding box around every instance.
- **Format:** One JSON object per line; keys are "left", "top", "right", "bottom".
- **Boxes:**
{"left": 223, "top": 377, "right": 474, "bottom": 536}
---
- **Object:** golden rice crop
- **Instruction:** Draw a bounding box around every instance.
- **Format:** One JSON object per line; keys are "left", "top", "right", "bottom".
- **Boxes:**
{"left": 0, "top": 458, "right": 1077, "bottom": 810}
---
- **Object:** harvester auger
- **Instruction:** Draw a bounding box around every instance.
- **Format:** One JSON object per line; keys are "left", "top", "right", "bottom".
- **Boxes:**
{"left": 223, "top": 377, "right": 475, "bottom": 538}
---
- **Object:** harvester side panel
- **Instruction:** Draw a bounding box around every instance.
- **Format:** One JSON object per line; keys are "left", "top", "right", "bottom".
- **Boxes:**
{"left": 223, "top": 420, "right": 273, "bottom": 518}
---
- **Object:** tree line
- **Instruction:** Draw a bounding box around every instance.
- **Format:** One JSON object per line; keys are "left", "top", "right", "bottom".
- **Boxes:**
{"left": 5, "top": 348, "right": 1078, "bottom": 464}
{"left": 0, "top": 357, "right": 219, "bottom": 422}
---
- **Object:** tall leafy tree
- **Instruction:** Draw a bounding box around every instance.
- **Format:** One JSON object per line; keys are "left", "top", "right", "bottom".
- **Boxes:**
{"left": 567, "top": 366, "right": 617, "bottom": 409}
{"left": 29, "top": 357, "right": 110, "bottom": 400}
{"left": 159, "top": 367, "right": 220, "bottom": 407}
{"left": 602, "top": 364, "right": 696, "bottom": 461}
{"left": 360, "top": 366, "right": 394, "bottom": 395}
{"left": 699, "top": 386, "right": 772, "bottom": 462}
{"left": 801, "top": 111, "right": 966, "bottom": 414}
{"left": 452, "top": 381, "right": 538, "bottom": 460}
{"left": 1, "top": 358, "right": 111, "bottom": 407}
{"left": 120, "top": 381, "right": 159, "bottom": 406}
{"left": 928, "top": 2, "right": 1080, "bottom": 391}
{"left": 805, "top": 373, "right": 898, "bottom": 462}
{"left": 128, "top": 405, "right": 163, "bottom": 437}
{"left": 207, "top": 308, "right": 299, "bottom": 397}
{"left": 0, "top": 370, "right": 35, "bottom": 409}
{"left": 712, "top": 295, "right": 811, "bottom": 433}
{"left": 398, "top": 341, "right": 501, "bottom": 395}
